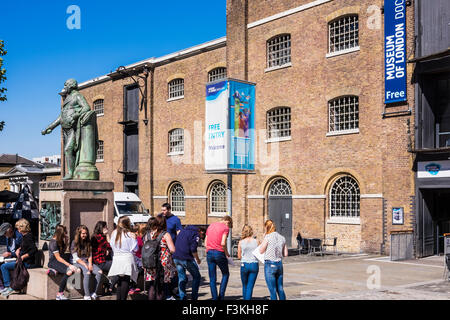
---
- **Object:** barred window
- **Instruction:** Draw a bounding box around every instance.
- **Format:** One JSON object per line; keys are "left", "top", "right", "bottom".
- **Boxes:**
{"left": 267, "top": 34, "right": 291, "bottom": 68}
{"left": 170, "top": 183, "right": 185, "bottom": 214}
{"left": 208, "top": 67, "right": 227, "bottom": 82}
{"left": 168, "top": 79, "right": 184, "bottom": 99}
{"left": 169, "top": 128, "right": 184, "bottom": 154}
{"left": 267, "top": 107, "right": 291, "bottom": 139}
{"left": 94, "top": 99, "right": 104, "bottom": 116}
{"left": 329, "top": 176, "right": 360, "bottom": 218}
{"left": 328, "top": 15, "right": 359, "bottom": 54}
{"left": 269, "top": 179, "right": 292, "bottom": 196}
{"left": 210, "top": 182, "right": 227, "bottom": 214}
{"left": 328, "top": 96, "right": 359, "bottom": 133}
{"left": 96, "top": 140, "right": 104, "bottom": 161}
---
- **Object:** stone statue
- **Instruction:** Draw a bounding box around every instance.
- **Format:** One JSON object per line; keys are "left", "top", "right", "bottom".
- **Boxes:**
{"left": 40, "top": 203, "right": 61, "bottom": 241}
{"left": 42, "top": 79, "right": 99, "bottom": 180}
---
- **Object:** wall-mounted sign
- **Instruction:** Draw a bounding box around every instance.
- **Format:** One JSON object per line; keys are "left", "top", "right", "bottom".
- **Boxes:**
{"left": 205, "top": 79, "right": 255, "bottom": 172}
{"left": 384, "top": 0, "right": 407, "bottom": 104}
{"left": 418, "top": 161, "right": 450, "bottom": 178}
{"left": 392, "top": 207, "right": 404, "bottom": 225}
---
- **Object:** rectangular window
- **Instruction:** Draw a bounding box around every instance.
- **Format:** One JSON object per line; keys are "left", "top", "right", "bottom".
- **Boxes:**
{"left": 329, "top": 15, "right": 359, "bottom": 54}
{"left": 267, "top": 107, "right": 291, "bottom": 139}
{"left": 94, "top": 99, "right": 104, "bottom": 116}
{"left": 96, "top": 140, "right": 104, "bottom": 161}
{"left": 168, "top": 79, "right": 184, "bottom": 99}
{"left": 208, "top": 67, "right": 227, "bottom": 82}
{"left": 328, "top": 96, "right": 359, "bottom": 133}
{"left": 169, "top": 129, "right": 184, "bottom": 154}
{"left": 267, "top": 35, "right": 291, "bottom": 68}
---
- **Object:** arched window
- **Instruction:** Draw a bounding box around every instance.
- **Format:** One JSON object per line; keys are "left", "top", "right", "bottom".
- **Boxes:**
{"left": 170, "top": 183, "right": 185, "bottom": 214}
{"left": 208, "top": 67, "right": 227, "bottom": 82}
{"left": 267, "top": 107, "right": 291, "bottom": 139}
{"left": 267, "top": 34, "right": 291, "bottom": 68}
{"left": 168, "top": 129, "right": 184, "bottom": 154}
{"left": 269, "top": 178, "right": 292, "bottom": 196}
{"left": 329, "top": 175, "right": 360, "bottom": 219}
{"left": 328, "top": 15, "right": 359, "bottom": 54}
{"left": 168, "top": 78, "right": 184, "bottom": 99}
{"left": 210, "top": 182, "right": 227, "bottom": 215}
{"left": 93, "top": 99, "right": 104, "bottom": 116}
{"left": 328, "top": 96, "right": 359, "bottom": 133}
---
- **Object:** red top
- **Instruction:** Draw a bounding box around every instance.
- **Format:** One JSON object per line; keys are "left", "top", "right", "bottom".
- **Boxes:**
{"left": 206, "top": 222, "right": 229, "bottom": 252}
{"left": 92, "top": 234, "right": 112, "bottom": 265}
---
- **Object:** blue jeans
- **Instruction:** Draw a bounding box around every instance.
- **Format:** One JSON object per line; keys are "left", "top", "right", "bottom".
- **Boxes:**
{"left": 206, "top": 250, "right": 229, "bottom": 300}
{"left": 264, "top": 260, "right": 286, "bottom": 300}
{"left": 240, "top": 262, "right": 259, "bottom": 300}
{"left": 1, "top": 261, "right": 32, "bottom": 288}
{"left": 174, "top": 258, "right": 201, "bottom": 300}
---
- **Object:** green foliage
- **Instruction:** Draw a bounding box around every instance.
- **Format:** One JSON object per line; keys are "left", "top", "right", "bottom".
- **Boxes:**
{"left": 0, "top": 40, "right": 6, "bottom": 131}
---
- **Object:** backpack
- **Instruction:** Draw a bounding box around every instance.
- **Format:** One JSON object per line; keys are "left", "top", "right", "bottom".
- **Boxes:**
{"left": 142, "top": 231, "right": 166, "bottom": 269}
{"left": 10, "top": 256, "right": 30, "bottom": 291}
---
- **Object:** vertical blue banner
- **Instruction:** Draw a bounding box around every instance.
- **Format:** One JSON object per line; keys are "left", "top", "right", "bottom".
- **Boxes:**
{"left": 228, "top": 80, "right": 255, "bottom": 171}
{"left": 384, "top": 0, "right": 407, "bottom": 104}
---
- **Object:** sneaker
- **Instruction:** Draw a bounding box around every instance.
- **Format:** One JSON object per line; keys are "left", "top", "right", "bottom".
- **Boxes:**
{"left": 128, "top": 288, "right": 135, "bottom": 295}
{"left": 1, "top": 287, "right": 14, "bottom": 297}
{"left": 0, "top": 287, "right": 8, "bottom": 294}
{"left": 133, "top": 288, "right": 141, "bottom": 293}
{"left": 46, "top": 268, "right": 57, "bottom": 276}
{"left": 166, "top": 296, "right": 176, "bottom": 300}
{"left": 83, "top": 296, "right": 91, "bottom": 300}
{"left": 91, "top": 293, "right": 98, "bottom": 300}
{"left": 56, "top": 293, "right": 69, "bottom": 300}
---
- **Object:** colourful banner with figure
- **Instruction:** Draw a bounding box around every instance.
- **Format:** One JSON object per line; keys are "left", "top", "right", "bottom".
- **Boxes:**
{"left": 228, "top": 80, "right": 255, "bottom": 171}
{"left": 205, "top": 80, "right": 255, "bottom": 172}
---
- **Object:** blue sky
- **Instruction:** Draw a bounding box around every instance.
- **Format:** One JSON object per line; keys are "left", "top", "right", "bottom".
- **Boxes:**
{"left": 0, "top": 0, "right": 226, "bottom": 159}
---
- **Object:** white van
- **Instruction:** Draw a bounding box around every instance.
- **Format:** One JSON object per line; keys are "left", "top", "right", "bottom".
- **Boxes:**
{"left": 113, "top": 192, "right": 151, "bottom": 226}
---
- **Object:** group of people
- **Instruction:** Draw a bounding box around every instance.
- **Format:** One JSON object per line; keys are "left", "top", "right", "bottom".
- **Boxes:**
{"left": 0, "top": 203, "right": 289, "bottom": 301}
{"left": 0, "top": 219, "right": 38, "bottom": 297}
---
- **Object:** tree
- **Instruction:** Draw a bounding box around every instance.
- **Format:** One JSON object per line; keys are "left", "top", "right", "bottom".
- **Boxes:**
{"left": 0, "top": 40, "right": 6, "bottom": 131}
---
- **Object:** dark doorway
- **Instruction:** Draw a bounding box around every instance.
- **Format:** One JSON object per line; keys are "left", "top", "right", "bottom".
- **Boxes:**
{"left": 123, "top": 85, "right": 139, "bottom": 193}
{"left": 268, "top": 179, "right": 293, "bottom": 247}
{"left": 419, "top": 189, "right": 450, "bottom": 256}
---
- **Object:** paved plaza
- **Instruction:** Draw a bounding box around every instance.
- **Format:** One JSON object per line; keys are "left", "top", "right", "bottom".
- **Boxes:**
{"left": 3, "top": 248, "right": 450, "bottom": 300}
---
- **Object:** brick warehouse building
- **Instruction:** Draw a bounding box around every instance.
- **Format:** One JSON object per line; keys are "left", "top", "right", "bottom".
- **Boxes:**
{"left": 63, "top": 0, "right": 416, "bottom": 254}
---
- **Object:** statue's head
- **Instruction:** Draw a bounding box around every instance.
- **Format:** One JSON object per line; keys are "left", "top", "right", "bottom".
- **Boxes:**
{"left": 64, "top": 79, "right": 78, "bottom": 93}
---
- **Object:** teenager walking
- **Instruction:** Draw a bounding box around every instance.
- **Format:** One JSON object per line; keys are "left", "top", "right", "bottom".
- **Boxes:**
{"left": 108, "top": 216, "right": 139, "bottom": 300}
{"left": 71, "top": 225, "right": 103, "bottom": 300}
{"left": 259, "top": 220, "right": 288, "bottom": 300}
{"left": 48, "top": 225, "right": 78, "bottom": 300}
{"left": 144, "top": 215, "right": 177, "bottom": 300}
{"left": 237, "top": 225, "right": 259, "bottom": 300}
{"left": 160, "top": 203, "right": 182, "bottom": 299}
{"left": 173, "top": 225, "right": 202, "bottom": 300}
{"left": 205, "top": 215, "right": 233, "bottom": 300}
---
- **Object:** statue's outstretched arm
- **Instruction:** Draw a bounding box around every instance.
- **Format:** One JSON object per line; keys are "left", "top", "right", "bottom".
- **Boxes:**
{"left": 41, "top": 116, "right": 61, "bottom": 135}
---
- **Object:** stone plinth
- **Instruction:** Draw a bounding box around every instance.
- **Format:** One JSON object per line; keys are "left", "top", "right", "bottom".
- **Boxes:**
{"left": 38, "top": 180, "right": 114, "bottom": 249}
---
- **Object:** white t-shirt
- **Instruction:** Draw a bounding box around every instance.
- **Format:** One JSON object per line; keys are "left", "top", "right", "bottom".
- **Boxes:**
{"left": 109, "top": 231, "right": 138, "bottom": 254}
{"left": 263, "top": 232, "right": 286, "bottom": 262}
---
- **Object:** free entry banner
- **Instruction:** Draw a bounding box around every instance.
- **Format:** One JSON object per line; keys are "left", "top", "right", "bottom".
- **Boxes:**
{"left": 384, "top": 0, "right": 407, "bottom": 104}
